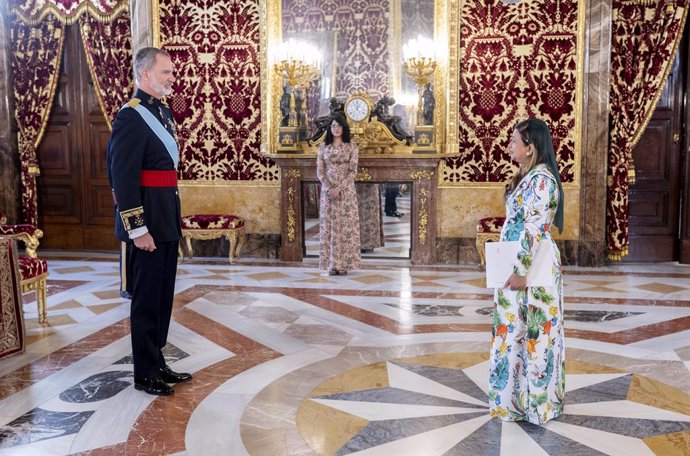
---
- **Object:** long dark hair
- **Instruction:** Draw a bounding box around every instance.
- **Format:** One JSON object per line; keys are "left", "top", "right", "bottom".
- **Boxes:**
{"left": 506, "top": 118, "right": 564, "bottom": 233}
{"left": 324, "top": 113, "right": 351, "bottom": 145}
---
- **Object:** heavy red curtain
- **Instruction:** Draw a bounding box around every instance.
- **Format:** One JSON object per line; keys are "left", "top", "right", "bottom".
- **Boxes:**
{"left": 607, "top": 0, "right": 687, "bottom": 260}
{"left": 78, "top": 9, "right": 133, "bottom": 128}
{"left": 9, "top": 12, "right": 64, "bottom": 226}
{"left": 9, "top": 0, "right": 131, "bottom": 225}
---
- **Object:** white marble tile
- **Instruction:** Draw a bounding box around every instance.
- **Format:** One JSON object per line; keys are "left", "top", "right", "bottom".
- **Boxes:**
{"left": 347, "top": 416, "right": 491, "bottom": 456}
{"left": 185, "top": 392, "right": 254, "bottom": 456}
{"left": 185, "top": 298, "right": 313, "bottom": 355}
{"left": 0, "top": 434, "right": 76, "bottom": 456}
{"left": 69, "top": 387, "right": 156, "bottom": 452}
{"left": 387, "top": 361, "right": 487, "bottom": 406}
{"left": 500, "top": 422, "right": 550, "bottom": 456}
{"left": 310, "top": 399, "right": 482, "bottom": 420}
{"left": 565, "top": 373, "right": 629, "bottom": 392}
{"left": 462, "top": 360, "right": 491, "bottom": 395}
{"left": 544, "top": 420, "right": 655, "bottom": 456}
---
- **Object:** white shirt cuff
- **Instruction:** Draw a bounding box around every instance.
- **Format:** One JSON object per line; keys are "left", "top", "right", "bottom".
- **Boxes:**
{"left": 128, "top": 226, "right": 149, "bottom": 240}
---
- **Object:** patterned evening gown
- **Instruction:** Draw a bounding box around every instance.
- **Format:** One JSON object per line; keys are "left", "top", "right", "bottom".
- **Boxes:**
{"left": 317, "top": 143, "right": 361, "bottom": 272}
{"left": 488, "top": 163, "right": 565, "bottom": 424}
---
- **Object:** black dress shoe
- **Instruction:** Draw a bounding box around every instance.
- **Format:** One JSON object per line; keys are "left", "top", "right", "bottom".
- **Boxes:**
{"left": 159, "top": 365, "right": 193, "bottom": 383}
{"left": 120, "top": 291, "right": 133, "bottom": 300}
{"left": 392, "top": 211, "right": 403, "bottom": 217}
{"left": 134, "top": 376, "right": 174, "bottom": 396}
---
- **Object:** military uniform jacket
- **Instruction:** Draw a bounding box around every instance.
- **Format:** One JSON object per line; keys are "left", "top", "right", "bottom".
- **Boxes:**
{"left": 107, "top": 89, "right": 182, "bottom": 243}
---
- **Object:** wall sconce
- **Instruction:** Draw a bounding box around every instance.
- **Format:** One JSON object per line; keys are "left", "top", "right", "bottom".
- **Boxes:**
{"left": 402, "top": 36, "right": 437, "bottom": 153}
{"left": 274, "top": 39, "right": 321, "bottom": 152}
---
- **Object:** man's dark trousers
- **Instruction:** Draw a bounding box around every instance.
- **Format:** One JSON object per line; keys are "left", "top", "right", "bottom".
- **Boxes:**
{"left": 129, "top": 240, "right": 178, "bottom": 380}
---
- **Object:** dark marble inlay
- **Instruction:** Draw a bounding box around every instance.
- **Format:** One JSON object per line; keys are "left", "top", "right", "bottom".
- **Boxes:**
{"left": 0, "top": 409, "right": 93, "bottom": 449}
{"left": 315, "top": 387, "right": 485, "bottom": 409}
{"left": 560, "top": 414, "right": 690, "bottom": 439}
{"left": 566, "top": 375, "right": 632, "bottom": 405}
{"left": 382, "top": 302, "right": 464, "bottom": 316}
{"left": 564, "top": 310, "right": 643, "bottom": 322}
{"left": 59, "top": 371, "right": 133, "bottom": 403}
{"left": 443, "top": 419, "right": 501, "bottom": 456}
{"left": 335, "top": 413, "right": 487, "bottom": 456}
{"left": 517, "top": 421, "right": 608, "bottom": 456}
{"left": 392, "top": 362, "right": 489, "bottom": 403}
{"left": 113, "top": 343, "right": 189, "bottom": 365}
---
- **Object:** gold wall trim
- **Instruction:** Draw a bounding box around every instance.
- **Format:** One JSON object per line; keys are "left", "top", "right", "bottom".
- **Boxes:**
{"left": 178, "top": 180, "right": 280, "bottom": 188}
{"left": 573, "top": 0, "right": 586, "bottom": 188}
{"left": 418, "top": 188, "right": 429, "bottom": 245}
{"left": 11, "top": 1, "right": 129, "bottom": 25}
{"left": 152, "top": 0, "right": 160, "bottom": 47}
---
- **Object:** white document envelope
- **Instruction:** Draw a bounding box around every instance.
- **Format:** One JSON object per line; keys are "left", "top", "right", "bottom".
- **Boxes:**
{"left": 485, "top": 240, "right": 554, "bottom": 288}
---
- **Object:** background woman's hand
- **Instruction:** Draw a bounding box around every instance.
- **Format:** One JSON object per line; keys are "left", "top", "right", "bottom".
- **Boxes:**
{"left": 504, "top": 273, "right": 527, "bottom": 290}
{"left": 328, "top": 187, "right": 341, "bottom": 199}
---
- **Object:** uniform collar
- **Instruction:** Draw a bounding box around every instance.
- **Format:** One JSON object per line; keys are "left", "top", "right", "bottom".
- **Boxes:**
{"left": 135, "top": 89, "right": 163, "bottom": 107}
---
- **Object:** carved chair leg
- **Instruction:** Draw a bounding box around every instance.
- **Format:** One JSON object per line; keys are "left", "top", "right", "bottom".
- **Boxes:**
{"left": 185, "top": 235, "right": 194, "bottom": 259}
{"left": 236, "top": 229, "right": 245, "bottom": 259}
{"left": 227, "top": 232, "right": 238, "bottom": 265}
{"left": 38, "top": 277, "right": 48, "bottom": 324}
{"left": 178, "top": 241, "right": 184, "bottom": 263}
{"left": 476, "top": 237, "right": 486, "bottom": 268}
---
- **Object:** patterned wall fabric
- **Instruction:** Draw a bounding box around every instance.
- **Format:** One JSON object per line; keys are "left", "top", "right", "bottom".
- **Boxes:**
{"left": 79, "top": 8, "right": 133, "bottom": 129}
{"left": 282, "top": 0, "right": 391, "bottom": 101}
{"left": 606, "top": 0, "right": 687, "bottom": 261}
{"left": 443, "top": 0, "right": 577, "bottom": 183}
{"left": 10, "top": 13, "right": 65, "bottom": 225}
{"left": 159, "top": 0, "right": 276, "bottom": 181}
{"left": 11, "top": 0, "right": 126, "bottom": 24}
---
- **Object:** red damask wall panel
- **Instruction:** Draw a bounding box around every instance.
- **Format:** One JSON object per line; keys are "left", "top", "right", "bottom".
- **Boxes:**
{"left": 159, "top": 0, "right": 277, "bottom": 181}
{"left": 446, "top": 0, "right": 577, "bottom": 183}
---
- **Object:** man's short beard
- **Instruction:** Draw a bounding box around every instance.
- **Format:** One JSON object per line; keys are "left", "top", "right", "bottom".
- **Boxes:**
{"left": 151, "top": 79, "right": 172, "bottom": 97}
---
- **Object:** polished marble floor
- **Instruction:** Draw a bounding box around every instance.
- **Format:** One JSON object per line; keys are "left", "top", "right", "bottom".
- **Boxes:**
{"left": 0, "top": 253, "right": 689, "bottom": 455}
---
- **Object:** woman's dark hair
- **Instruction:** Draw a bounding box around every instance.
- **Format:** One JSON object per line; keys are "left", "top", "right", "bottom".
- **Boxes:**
{"left": 324, "top": 113, "right": 351, "bottom": 145}
{"left": 506, "top": 118, "right": 564, "bottom": 233}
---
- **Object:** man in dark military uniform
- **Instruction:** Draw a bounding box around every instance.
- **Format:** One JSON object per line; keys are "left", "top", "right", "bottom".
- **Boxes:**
{"left": 107, "top": 47, "right": 191, "bottom": 396}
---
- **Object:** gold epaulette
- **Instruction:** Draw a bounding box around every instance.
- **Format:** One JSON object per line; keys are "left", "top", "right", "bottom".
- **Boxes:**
{"left": 128, "top": 98, "right": 141, "bottom": 108}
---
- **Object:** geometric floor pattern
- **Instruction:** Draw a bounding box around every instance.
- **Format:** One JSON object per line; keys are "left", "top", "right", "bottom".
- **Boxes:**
{"left": 1, "top": 253, "right": 689, "bottom": 455}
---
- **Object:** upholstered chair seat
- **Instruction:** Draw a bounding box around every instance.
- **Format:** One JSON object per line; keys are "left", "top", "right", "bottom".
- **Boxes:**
{"left": 476, "top": 216, "right": 506, "bottom": 267}
{"left": 180, "top": 214, "right": 246, "bottom": 264}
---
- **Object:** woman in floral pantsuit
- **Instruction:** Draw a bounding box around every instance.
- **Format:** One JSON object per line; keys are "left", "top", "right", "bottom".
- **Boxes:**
{"left": 489, "top": 118, "right": 565, "bottom": 425}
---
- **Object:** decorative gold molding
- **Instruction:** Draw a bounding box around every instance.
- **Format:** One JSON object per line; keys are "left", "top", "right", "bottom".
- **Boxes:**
{"left": 178, "top": 180, "right": 280, "bottom": 188}
{"left": 410, "top": 170, "right": 434, "bottom": 181}
{"left": 356, "top": 168, "right": 373, "bottom": 181}
{"left": 152, "top": 0, "right": 160, "bottom": 48}
{"left": 10, "top": 1, "right": 129, "bottom": 25}
{"left": 418, "top": 188, "right": 429, "bottom": 246}
{"left": 285, "top": 168, "right": 300, "bottom": 242}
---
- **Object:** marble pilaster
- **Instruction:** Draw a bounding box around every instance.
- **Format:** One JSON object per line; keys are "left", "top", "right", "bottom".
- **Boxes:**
{"left": 0, "top": 1, "right": 19, "bottom": 221}
{"left": 578, "top": 0, "right": 613, "bottom": 266}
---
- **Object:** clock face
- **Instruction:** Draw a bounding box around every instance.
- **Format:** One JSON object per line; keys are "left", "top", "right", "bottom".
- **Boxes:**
{"left": 345, "top": 97, "right": 370, "bottom": 122}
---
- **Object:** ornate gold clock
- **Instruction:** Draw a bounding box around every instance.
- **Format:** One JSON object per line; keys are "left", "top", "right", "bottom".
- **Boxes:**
{"left": 344, "top": 95, "right": 371, "bottom": 123}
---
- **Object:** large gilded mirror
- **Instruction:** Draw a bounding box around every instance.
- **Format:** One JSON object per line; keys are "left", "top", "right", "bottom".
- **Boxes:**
{"left": 260, "top": 0, "right": 453, "bottom": 156}
{"left": 260, "top": 0, "right": 453, "bottom": 261}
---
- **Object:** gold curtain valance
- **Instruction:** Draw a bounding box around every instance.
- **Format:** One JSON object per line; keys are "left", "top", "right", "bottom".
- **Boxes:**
{"left": 10, "top": 0, "right": 129, "bottom": 24}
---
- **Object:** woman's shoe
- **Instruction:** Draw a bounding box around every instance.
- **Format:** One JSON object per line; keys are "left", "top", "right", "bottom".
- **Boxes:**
{"left": 328, "top": 270, "right": 338, "bottom": 276}
{"left": 338, "top": 270, "right": 348, "bottom": 275}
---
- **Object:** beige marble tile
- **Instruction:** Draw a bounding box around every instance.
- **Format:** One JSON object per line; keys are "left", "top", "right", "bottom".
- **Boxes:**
{"left": 296, "top": 399, "right": 368, "bottom": 456}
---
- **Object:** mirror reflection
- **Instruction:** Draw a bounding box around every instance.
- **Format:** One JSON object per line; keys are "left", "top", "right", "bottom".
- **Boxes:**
{"left": 281, "top": 0, "right": 434, "bottom": 138}
{"left": 303, "top": 182, "right": 411, "bottom": 258}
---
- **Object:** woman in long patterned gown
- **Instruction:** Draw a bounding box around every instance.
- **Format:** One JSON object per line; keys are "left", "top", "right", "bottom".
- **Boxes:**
{"left": 489, "top": 118, "right": 565, "bottom": 424}
{"left": 317, "top": 113, "right": 361, "bottom": 275}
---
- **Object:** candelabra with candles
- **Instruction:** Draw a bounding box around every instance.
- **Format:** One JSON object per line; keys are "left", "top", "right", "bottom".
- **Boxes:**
{"left": 402, "top": 36, "right": 437, "bottom": 153}
{"left": 274, "top": 39, "right": 321, "bottom": 152}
